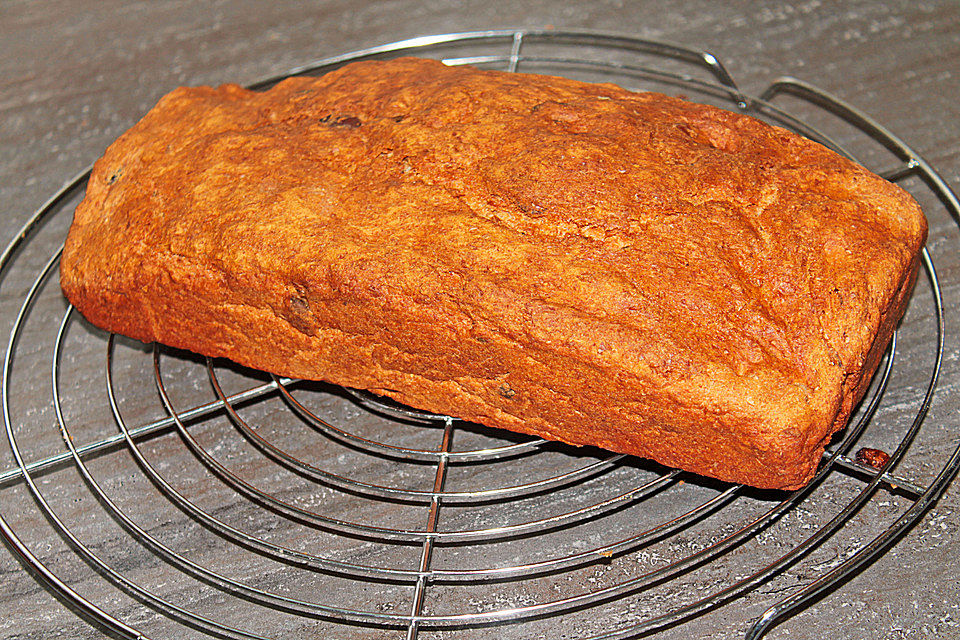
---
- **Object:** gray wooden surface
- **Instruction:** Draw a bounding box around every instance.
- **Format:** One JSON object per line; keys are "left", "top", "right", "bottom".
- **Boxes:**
{"left": 1, "top": 2, "right": 959, "bottom": 639}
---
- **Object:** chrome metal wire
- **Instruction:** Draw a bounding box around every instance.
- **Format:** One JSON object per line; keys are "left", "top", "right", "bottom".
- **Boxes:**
{"left": 1, "top": 29, "right": 958, "bottom": 640}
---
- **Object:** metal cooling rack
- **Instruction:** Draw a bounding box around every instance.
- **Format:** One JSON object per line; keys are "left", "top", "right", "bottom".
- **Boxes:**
{"left": 1, "top": 29, "right": 959, "bottom": 640}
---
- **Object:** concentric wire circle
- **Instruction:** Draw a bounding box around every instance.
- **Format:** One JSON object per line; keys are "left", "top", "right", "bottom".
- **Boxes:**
{"left": 1, "top": 29, "right": 957, "bottom": 640}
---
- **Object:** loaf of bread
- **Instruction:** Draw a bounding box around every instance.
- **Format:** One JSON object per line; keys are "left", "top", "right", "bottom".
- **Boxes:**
{"left": 60, "top": 57, "right": 927, "bottom": 490}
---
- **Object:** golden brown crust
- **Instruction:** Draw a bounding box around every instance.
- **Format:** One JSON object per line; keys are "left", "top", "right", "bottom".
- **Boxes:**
{"left": 59, "top": 57, "right": 927, "bottom": 490}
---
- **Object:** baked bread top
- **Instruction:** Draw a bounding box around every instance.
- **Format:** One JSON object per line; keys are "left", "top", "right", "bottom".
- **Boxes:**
{"left": 60, "top": 58, "right": 927, "bottom": 489}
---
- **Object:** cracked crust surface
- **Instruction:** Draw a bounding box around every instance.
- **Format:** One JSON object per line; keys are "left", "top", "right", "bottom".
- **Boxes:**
{"left": 59, "top": 57, "right": 927, "bottom": 489}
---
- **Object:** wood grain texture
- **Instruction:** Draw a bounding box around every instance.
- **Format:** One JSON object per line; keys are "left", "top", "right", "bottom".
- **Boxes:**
{"left": 1, "top": 1, "right": 959, "bottom": 639}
